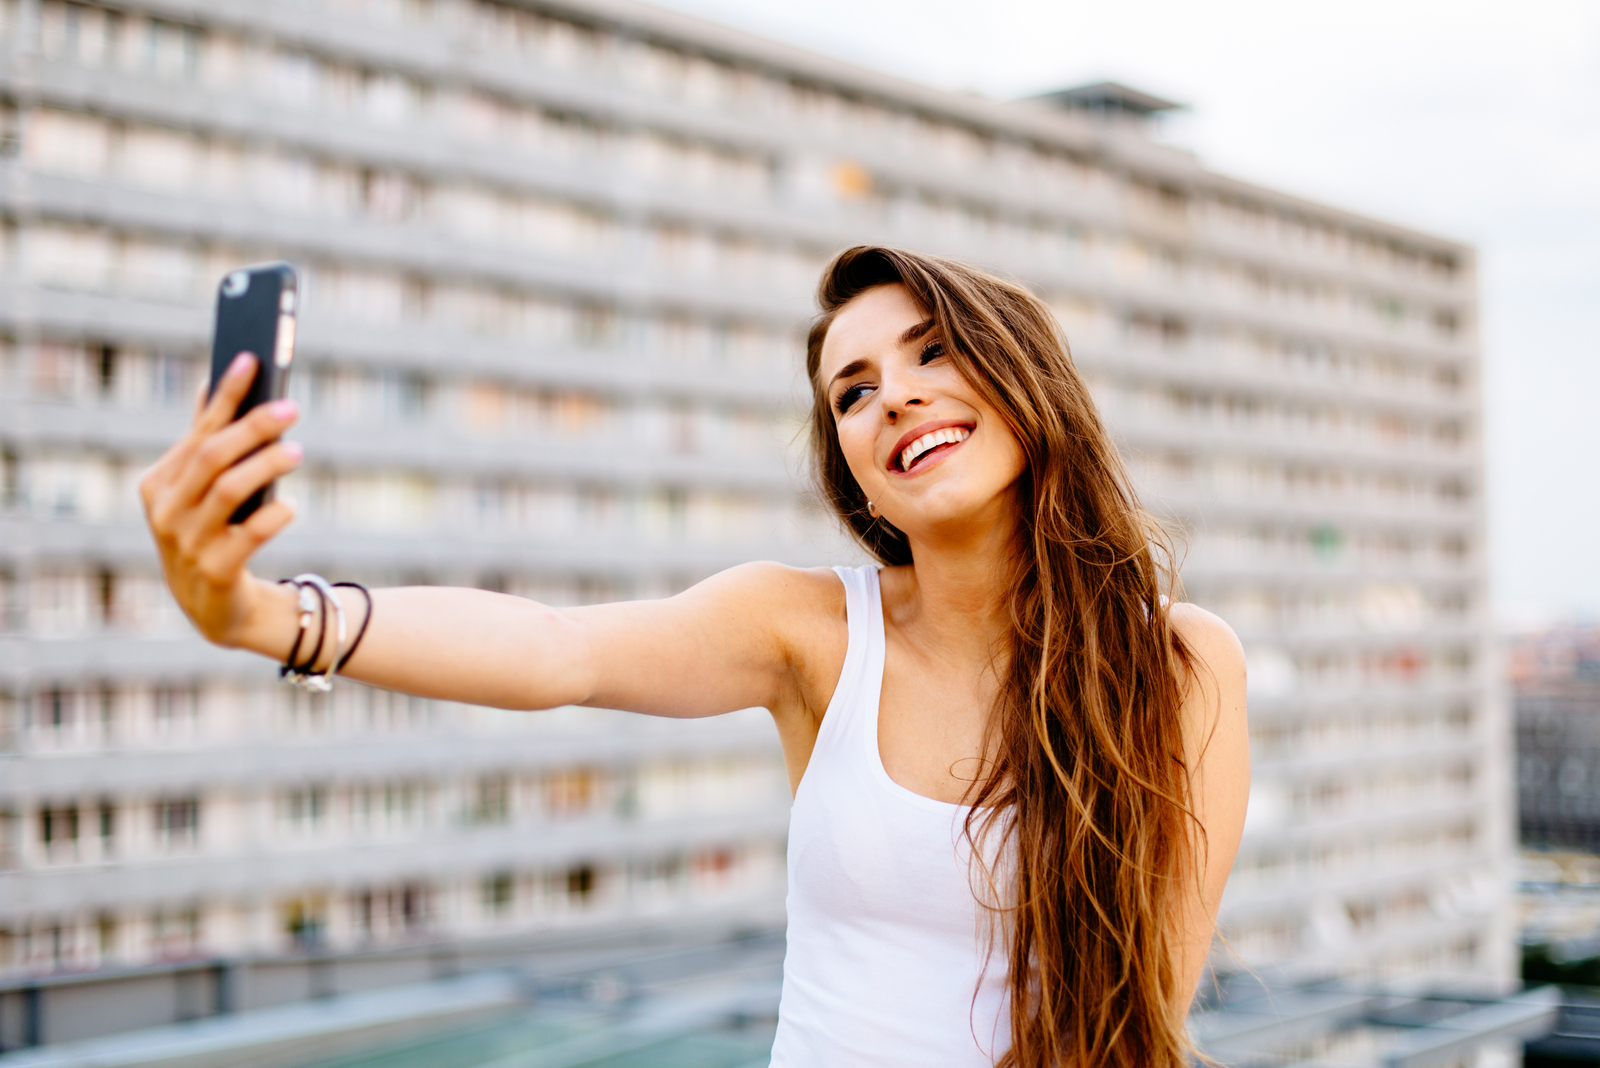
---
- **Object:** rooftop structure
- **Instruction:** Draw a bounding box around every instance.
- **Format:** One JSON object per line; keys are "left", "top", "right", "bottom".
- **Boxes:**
{"left": 0, "top": 0, "right": 1501, "bottom": 1017}
{"left": 1029, "top": 80, "right": 1186, "bottom": 123}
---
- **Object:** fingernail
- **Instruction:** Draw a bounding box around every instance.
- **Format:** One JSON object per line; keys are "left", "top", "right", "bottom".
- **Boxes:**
{"left": 282, "top": 440, "right": 304, "bottom": 459}
{"left": 268, "top": 399, "right": 297, "bottom": 419}
{"left": 230, "top": 352, "right": 255, "bottom": 375}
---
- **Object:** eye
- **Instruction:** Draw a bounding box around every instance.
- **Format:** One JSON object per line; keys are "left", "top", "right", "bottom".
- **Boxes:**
{"left": 835, "top": 382, "right": 872, "bottom": 415}
{"left": 920, "top": 339, "right": 945, "bottom": 364}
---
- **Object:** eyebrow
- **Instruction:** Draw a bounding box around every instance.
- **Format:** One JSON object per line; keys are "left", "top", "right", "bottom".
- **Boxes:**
{"left": 827, "top": 358, "right": 869, "bottom": 391}
{"left": 826, "top": 320, "right": 937, "bottom": 391}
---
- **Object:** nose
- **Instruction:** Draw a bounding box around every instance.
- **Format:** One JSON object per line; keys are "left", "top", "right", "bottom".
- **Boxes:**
{"left": 879, "top": 366, "right": 927, "bottom": 423}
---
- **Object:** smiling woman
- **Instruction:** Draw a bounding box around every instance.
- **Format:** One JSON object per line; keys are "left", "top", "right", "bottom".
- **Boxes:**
{"left": 790, "top": 247, "right": 1248, "bottom": 1067}
{"left": 139, "top": 244, "right": 1247, "bottom": 1068}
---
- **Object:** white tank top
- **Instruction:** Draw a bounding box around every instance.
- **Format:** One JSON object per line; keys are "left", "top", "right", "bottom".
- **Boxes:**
{"left": 770, "top": 565, "right": 1011, "bottom": 1066}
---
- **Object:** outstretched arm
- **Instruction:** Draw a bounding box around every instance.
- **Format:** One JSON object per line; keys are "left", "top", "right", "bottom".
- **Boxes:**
{"left": 289, "top": 565, "right": 814, "bottom": 715}
{"left": 140, "top": 354, "right": 820, "bottom": 718}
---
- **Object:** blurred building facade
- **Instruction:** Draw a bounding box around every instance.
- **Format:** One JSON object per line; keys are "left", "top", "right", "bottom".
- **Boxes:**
{"left": 1512, "top": 625, "right": 1600, "bottom": 852}
{"left": 0, "top": 0, "right": 1500, "bottom": 988}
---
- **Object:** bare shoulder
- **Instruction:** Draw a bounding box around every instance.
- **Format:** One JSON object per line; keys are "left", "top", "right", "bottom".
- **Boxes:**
{"left": 692, "top": 561, "right": 844, "bottom": 617}
{"left": 1167, "top": 602, "right": 1247, "bottom": 737}
{"left": 1168, "top": 602, "right": 1245, "bottom": 681}
{"left": 692, "top": 561, "right": 849, "bottom": 733}
{"left": 682, "top": 561, "right": 846, "bottom": 653}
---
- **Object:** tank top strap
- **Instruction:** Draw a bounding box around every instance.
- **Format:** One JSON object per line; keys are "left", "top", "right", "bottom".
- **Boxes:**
{"left": 812, "top": 565, "right": 885, "bottom": 755}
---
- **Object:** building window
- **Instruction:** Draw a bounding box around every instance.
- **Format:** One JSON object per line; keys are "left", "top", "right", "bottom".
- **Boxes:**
{"left": 1, "top": 451, "right": 19, "bottom": 509}
{"left": 471, "top": 775, "right": 510, "bottom": 825}
{"left": 566, "top": 864, "right": 596, "bottom": 904}
{"left": 355, "top": 883, "right": 430, "bottom": 942}
{"left": 143, "top": 18, "right": 201, "bottom": 81}
{"left": 96, "top": 913, "right": 117, "bottom": 958}
{"left": 547, "top": 768, "right": 597, "bottom": 817}
{"left": 39, "top": 1, "right": 123, "bottom": 68}
{"left": 481, "top": 871, "right": 514, "bottom": 916}
{"left": 40, "top": 688, "right": 70, "bottom": 733}
{"left": 0, "top": 810, "right": 17, "bottom": 869}
{"left": 40, "top": 805, "right": 80, "bottom": 858}
{"left": 96, "top": 688, "right": 115, "bottom": 742}
{"left": 283, "top": 898, "right": 326, "bottom": 950}
{"left": 282, "top": 786, "right": 329, "bottom": 832}
{"left": 154, "top": 797, "right": 199, "bottom": 848}
{"left": 153, "top": 686, "right": 199, "bottom": 739}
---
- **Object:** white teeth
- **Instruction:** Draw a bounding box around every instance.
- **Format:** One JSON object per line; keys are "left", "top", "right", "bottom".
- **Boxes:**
{"left": 899, "top": 426, "right": 970, "bottom": 471}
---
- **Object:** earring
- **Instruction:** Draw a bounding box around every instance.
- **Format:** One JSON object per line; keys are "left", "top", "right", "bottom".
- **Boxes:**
{"left": 867, "top": 501, "right": 879, "bottom": 518}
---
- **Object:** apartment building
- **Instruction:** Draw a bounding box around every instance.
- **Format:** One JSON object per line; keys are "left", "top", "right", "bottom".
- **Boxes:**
{"left": 1512, "top": 625, "right": 1600, "bottom": 853}
{"left": 0, "top": 0, "right": 1503, "bottom": 985}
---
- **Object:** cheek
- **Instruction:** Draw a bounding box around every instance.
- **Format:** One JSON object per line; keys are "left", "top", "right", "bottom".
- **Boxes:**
{"left": 1000, "top": 430, "right": 1028, "bottom": 472}
{"left": 979, "top": 422, "right": 1028, "bottom": 484}
{"left": 836, "top": 422, "right": 883, "bottom": 489}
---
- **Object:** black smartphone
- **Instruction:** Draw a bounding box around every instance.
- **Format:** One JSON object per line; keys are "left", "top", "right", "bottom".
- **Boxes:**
{"left": 206, "top": 262, "right": 299, "bottom": 523}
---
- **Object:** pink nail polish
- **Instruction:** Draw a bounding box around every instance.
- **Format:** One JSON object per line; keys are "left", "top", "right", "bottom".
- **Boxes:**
{"left": 230, "top": 352, "right": 255, "bottom": 374}
{"left": 282, "top": 440, "right": 304, "bottom": 459}
{"left": 268, "top": 399, "right": 297, "bottom": 419}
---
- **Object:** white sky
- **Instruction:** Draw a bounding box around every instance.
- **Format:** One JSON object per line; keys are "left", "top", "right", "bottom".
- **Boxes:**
{"left": 651, "top": 0, "right": 1600, "bottom": 625}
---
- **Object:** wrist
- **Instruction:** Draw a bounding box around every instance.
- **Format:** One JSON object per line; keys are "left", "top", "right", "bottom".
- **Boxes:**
{"left": 227, "top": 576, "right": 298, "bottom": 658}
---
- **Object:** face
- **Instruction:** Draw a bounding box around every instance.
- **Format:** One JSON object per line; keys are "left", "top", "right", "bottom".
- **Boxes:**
{"left": 818, "top": 283, "right": 1027, "bottom": 545}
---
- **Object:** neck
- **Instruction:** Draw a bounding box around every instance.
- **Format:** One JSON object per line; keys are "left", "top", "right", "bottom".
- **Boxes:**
{"left": 892, "top": 499, "right": 1017, "bottom": 658}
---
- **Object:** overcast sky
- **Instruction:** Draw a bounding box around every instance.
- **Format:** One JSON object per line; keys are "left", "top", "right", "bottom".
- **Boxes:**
{"left": 652, "top": 0, "right": 1600, "bottom": 625}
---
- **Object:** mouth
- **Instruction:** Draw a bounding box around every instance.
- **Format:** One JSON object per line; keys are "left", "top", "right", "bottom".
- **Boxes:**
{"left": 889, "top": 421, "right": 973, "bottom": 474}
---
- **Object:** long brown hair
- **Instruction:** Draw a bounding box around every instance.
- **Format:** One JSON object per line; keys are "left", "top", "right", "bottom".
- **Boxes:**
{"left": 805, "top": 246, "right": 1202, "bottom": 1067}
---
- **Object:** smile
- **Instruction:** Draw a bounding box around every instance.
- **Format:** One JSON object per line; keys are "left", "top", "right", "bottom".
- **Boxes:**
{"left": 891, "top": 423, "right": 972, "bottom": 473}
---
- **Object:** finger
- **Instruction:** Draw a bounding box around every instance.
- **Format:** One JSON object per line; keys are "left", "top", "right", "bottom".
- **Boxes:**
{"left": 167, "top": 398, "right": 299, "bottom": 512}
{"left": 142, "top": 385, "right": 222, "bottom": 510}
{"left": 139, "top": 453, "right": 175, "bottom": 515}
{"left": 158, "top": 423, "right": 297, "bottom": 549}
{"left": 194, "top": 352, "right": 260, "bottom": 434}
{"left": 143, "top": 400, "right": 221, "bottom": 508}
{"left": 152, "top": 354, "right": 265, "bottom": 507}
{"left": 190, "top": 439, "right": 304, "bottom": 534}
{"left": 201, "top": 498, "right": 297, "bottom": 580}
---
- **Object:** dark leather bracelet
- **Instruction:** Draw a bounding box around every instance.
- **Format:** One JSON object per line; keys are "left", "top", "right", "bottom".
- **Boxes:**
{"left": 277, "top": 579, "right": 312, "bottom": 679}
{"left": 276, "top": 578, "right": 326, "bottom": 682}
{"left": 332, "top": 581, "right": 373, "bottom": 674}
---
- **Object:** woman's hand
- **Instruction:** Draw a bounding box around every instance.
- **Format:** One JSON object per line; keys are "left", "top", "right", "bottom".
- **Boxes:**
{"left": 139, "top": 353, "right": 303, "bottom": 650}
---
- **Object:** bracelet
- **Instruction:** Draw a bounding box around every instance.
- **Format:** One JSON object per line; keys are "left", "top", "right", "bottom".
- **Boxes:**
{"left": 277, "top": 579, "right": 321, "bottom": 684}
{"left": 300, "top": 581, "right": 328, "bottom": 682}
{"left": 292, "top": 574, "right": 346, "bottom": 693}
{"left": 332, "top": 582, "right": 372, "bottom": 674}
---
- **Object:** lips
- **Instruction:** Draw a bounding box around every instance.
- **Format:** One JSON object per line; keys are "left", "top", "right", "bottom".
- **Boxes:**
{"left": 889, "top": 420, "right": 974, "bottom": 473}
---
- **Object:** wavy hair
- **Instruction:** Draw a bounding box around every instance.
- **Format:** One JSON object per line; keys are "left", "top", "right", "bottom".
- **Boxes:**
{"left": 805, "top": 246, "right": 1202, "bottom": 1068}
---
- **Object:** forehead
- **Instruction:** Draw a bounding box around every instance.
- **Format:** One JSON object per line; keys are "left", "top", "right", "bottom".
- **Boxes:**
{"left": 818, "top": 283, "right": 926, "bottom": 381}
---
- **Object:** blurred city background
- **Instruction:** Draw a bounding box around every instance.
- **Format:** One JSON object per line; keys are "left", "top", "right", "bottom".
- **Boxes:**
{"left": 0, "top": 1, "right": 1594, "bottom": 1066}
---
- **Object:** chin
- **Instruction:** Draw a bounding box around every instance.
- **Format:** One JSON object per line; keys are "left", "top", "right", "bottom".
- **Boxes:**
{"left": 896, "top": 493, "right": 1012, "bottom": 536}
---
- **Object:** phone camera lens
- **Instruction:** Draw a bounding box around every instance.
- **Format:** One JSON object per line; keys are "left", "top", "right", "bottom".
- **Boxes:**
{"left": 222, "top": 271, "right": 250, "bottom": 298}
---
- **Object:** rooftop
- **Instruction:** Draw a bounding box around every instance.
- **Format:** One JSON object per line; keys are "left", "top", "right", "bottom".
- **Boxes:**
{"left": 1030, "top": 80, "right": 1187, "bottom": 119}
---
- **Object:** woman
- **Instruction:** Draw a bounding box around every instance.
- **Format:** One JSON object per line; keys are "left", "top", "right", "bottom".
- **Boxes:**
{"left": 142, "top": 246, "right": 1249, "bottom": 1067}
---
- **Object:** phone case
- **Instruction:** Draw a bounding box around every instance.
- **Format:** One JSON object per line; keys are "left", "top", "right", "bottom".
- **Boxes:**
{"left": 206, "top": 262, "right": 299, "bottom": 523}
